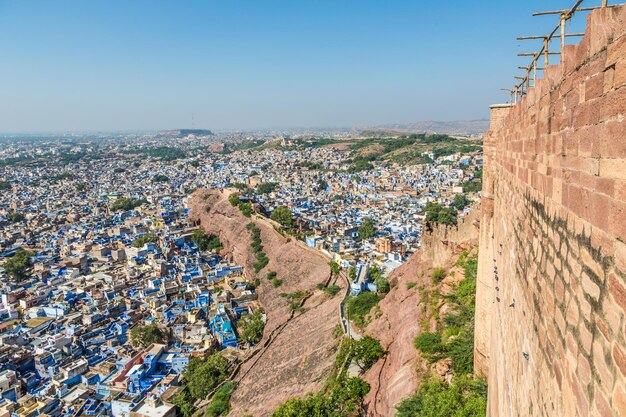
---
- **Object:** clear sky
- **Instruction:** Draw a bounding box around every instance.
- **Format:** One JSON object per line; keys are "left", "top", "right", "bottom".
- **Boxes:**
{"left": 0, "top": 0, "right": 592, "bottom": 132}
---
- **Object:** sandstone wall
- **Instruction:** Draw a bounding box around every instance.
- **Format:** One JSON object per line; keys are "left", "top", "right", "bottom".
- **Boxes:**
{"left": 475, "top": 5, "right": 626, "bottom": 417}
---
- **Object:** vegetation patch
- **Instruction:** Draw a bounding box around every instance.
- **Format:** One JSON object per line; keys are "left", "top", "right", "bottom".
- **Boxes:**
{"left": 191, "top": 229, "right": 222, "bottom": 251}
{"left": 345, "top": 292, "right": 381, "bottom": 328}
{"left": 247, "top": 223, "right": 269, "bottom": 273}
{"left": 3, "top": 248, "right": 34, "bottom": 281}
{"left": 399, "top": 250, "right": 486, "bottom": 416}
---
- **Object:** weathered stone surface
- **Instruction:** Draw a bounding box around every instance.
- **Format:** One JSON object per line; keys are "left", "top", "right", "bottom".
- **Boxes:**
{"left": 475, "top": 5, "right": 626, "bottom": 416}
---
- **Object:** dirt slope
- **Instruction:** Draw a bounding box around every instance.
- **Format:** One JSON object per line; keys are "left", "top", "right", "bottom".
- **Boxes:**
{"left": 189, "top": 189, "right": 343, "bottom": 417}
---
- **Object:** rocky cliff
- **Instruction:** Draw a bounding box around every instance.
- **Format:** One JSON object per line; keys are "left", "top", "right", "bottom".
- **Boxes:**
{"left": 189, "top": 189, "right": 343, "bottom": 417}
{"left": 361, "top": 209, "right": 480, "bottom": 416}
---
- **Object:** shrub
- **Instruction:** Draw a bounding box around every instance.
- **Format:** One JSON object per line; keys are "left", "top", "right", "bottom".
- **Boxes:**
{"left": 431, "top": 267, "right": 446, "bottom": 283}
{"left": 413, "top": 332, "right": 445, "bottom": 355}
{"left": 353, "top": 336, "right": 385, "bottom": 371}
{"left": 324, "top": 285, "right": 341, "bottom": 296}
{"left": 396, "top": 377, "right": 487, "bottom": 417}
{"left": 228, "top": 193, "right": 240, "bottom": 206}
{"left": 272, "top": 279, "right": 283, "bottom": 288}
{"left": 206, "top": 382, "right": 237, "bottom": 417}
{"left": 237, "top": 310, "right": 264, "bottom": 345}
{"left": 345, "top": 292, "right": 380, "bottom": 328}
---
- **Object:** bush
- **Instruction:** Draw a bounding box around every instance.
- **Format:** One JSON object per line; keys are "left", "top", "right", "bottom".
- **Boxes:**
{"left": 396, "top": 377, "right": 487, "bottom": 417}
{"left": 267, "top": 271, "right": 277, "bottom": 280}
{"left": 238, "top": 202, "right": 253, "bottom": 217}
{"left": 324, "top": 285, "right": 341, "bottom": 296}
{"left": 272, "top": 279, "right": 283, "bottom": 288}
{"left": 237, "top": 310, "right": 264, "bottom": 345}
{"left": 447, "top": 331, "right": 475, "bottom": 374}
{"left": 413, "top": 332, "right": 445, "bottom": 356}
{"left": 353, "top": 335, "right": 385, "bottom": 371}
{"left": 206, "top": 382, "right": 237, "bottom": 417}
{"left": 228, "top": 193, "right": 240, "bottom": 206}
{"left": 345, "top": 292, "right": 380, "bottom": 328}
{"left": 431, "top": 267, "right": 446, "bottom": 283}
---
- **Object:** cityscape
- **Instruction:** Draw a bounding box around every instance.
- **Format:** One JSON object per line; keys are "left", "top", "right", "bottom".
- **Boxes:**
{"left": 1, "top": 1, "right": 625, "bottom": 417}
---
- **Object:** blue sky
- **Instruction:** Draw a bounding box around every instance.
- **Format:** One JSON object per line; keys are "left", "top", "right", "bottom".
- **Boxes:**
{"left": 0, "top": 0, "right": 591, "bottom": 132}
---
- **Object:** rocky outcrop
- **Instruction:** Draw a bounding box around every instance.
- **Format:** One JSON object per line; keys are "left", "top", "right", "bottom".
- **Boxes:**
{"left": 189, "top": 189, "right": 343, "bottom": 417}
{"left": 361, "top": 209, "right": 480, "bottom": 416}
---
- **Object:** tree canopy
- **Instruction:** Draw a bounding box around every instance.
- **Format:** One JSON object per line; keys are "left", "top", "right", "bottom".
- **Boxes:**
{"left": 358, "top": 217, "right": 376, "bottom": 239}
{"left": 353, "top": 335, "right": 385, "bottom": 371}
{"left": 3, "top": 249, "right": 34, "bottom": 281}
{"left": 111, "top": 197, "right": 148, "bottom": 211}
{"left": 129, "top": 323, "right": 167, "bottom": 348}
{"left": 191, "top": 229, "right": 222, "bottom": 251}
{"left": 270, "top": 206, "right": 293, "bottom": 228}
{"left": 424, "top": 202, "right": 457, "bottom": 226}
{"left": 237, "top": 309, "right": 265, "bottom": 345}
{"left": 183, "top": 354, "right": 230, "bottom": 400}
{"left": 256, "top": 182, "right": 278, "bottom": 194}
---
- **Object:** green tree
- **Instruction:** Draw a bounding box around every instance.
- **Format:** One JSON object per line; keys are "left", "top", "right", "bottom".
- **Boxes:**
{"left": 183, "top": 354, "right": 230, "bottom": 401}
{"left": 152, "top": 174, "right": 170, "bottom": 183}
{"left": 132, "top": 233, "right": 156, "bottom": 248}
{"left": 3, "top": 249, "right": 34, "bottom": 281}
{"left": 171, "top": 390, "right": 195, "bottom": 417}
{"left": 7, "top": 212, "right": 24, "bottom": 223}
{"left": 228, "top": 193, "right": 240, "bottom": 206}
{"left": 353, "top": 336, "right": 385, "bottom": 371}
{"left": 111, "top": 197, "right": 148, "bottom": 211}
{"left": 369, "top": 264, "right": 390, "bottom": 293}
{"left": 129, "top": 323, "right": 167, "bottom": 348}
{"left": 358, "top": 217, "right": 376, "bottom": 239}
{"left": 191, "top": 229, "right": 221, "bottom": 251}
{"left": 237, "top": 309, "right": 265, "bottom": 345}
{"left": 270, "top": 206, "right": 293, "bottom": 228}
{"left": 0, "top": 181, "right": 11, "bottom": 190}
{"left": 453, "top": 194, "right": 471, "bottom": 210}
{"left": 349, "top": 266, "right": 357, "bottom": 281}
{"left": 328, "top": 261, "right": 340, "bottom": 277}
{"left": 256, "top": 182, "right": 278, "bottom": 194}
{"left": 424, "top": 202, "right": 457, "bottom": 226}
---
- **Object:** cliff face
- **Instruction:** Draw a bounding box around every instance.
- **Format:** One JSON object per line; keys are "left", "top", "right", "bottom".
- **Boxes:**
{"left": 476, "top": 5, "right": 626, "bottom": 417}
{"left": 361, "top": 209, "right": 480, "bottom": 416}
{"left": 189, "top": 189, "right": 342, "bottom": 417}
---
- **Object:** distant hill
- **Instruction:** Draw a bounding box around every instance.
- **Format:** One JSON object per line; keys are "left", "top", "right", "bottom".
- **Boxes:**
{"left": 359, "top": 120, "right": 489, "bottom": 137}
{"left": 157, "top": 129, "right": 214, "bottom": 137}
